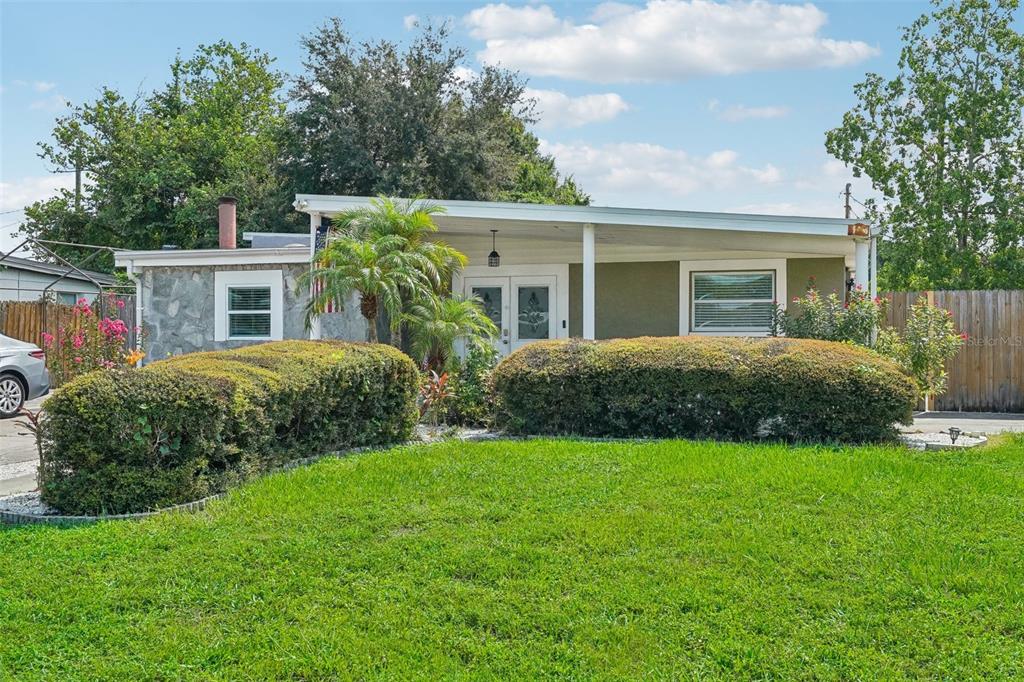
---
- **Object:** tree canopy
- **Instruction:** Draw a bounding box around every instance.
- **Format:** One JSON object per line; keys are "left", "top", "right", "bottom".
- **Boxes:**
{"left": 282, "top": 19, "right": 587, "bottom": 209}
{"left": 826, "top": 0, "right": 1024, "bottom": 290}
{"left": 21, "top": 42, "right": 287, "bottom": 267}
{"left": 18, "top": 21, "right": 588, "bottom": 267}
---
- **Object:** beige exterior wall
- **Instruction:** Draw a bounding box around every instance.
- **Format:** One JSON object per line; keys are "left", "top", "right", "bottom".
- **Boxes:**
{"left": 786, "top": 257, "right": 847, "bottom": 299}
{"left": 569, "top": 261, "right": 680, "bottom": 339}
{"left": 565, "top": 257, "right": 846, "bottom": 339}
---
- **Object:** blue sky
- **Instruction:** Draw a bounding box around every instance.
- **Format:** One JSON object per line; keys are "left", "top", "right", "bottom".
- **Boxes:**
{"left": 1, "top": 0, "right": 935, "bottom": 251}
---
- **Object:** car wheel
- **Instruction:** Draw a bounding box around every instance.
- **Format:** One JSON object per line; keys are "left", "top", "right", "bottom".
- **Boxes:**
{"left": 0, "top": 374, "right": 25, "bottom": 419}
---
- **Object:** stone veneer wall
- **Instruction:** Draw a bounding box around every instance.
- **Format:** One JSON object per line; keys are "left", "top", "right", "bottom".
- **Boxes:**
{"left": 140, "top": 263, "right": 367, "bottom": 360}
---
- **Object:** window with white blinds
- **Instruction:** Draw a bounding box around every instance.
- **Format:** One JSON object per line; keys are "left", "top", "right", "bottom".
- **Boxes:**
{"left": 691, "top": 271, "right": 775, "bottom": 333}
{"left": 227, "top": 286, "right": 273, "bottom": 338}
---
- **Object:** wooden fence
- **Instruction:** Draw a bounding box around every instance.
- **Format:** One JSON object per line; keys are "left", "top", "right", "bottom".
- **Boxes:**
{"left": 883, "top": 290, "right": 1024, "bottom": 412}
{"left": 1, "top": 296, "right": 138, "bottom": 387}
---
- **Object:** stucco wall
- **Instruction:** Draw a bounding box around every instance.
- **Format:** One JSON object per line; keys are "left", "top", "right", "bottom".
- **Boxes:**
{"left": 786, "top": 257, "right": 847, "bottom": 299}
{"left": 140, "top": 263, "right": 366, "bottom": 361}
{"left": 569, "top": 261, "right": 680, "bottom": 339}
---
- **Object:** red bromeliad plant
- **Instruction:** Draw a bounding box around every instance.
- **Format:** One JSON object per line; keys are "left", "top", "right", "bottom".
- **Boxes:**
{"left": 41, "top": 295, "right": 145, "bottom": 386}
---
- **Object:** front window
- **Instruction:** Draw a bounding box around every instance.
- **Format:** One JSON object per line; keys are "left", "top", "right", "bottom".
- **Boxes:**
{"left": 227, "top": 286, "right": 273, "bottom": 338}
{"left": 691, "top": 271, "right": 775, "bottom": 333}
{"left": 214, "top": 269, "right": 283, "bottom": 342}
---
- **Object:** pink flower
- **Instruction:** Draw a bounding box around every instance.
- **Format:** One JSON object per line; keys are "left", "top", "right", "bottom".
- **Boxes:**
{"left": 117, "top": 299, "right": 126, "bottom": 310}
{"left": 77, "top": 297, "right": 88, "bottom": 306}
{"left": 960, "top": 332, "right": 969, "bottom": 341}
{"left": 854, "top": 284, "right": 863, "bottom": 291}
{"left": 73, "top": 356, "right": 82, "bottom": 364}
{"left": 72, "top": 333, "right": 84, "bottom": 349}
{"left": 41, "top": 332, "right": 54, "bottom": 348}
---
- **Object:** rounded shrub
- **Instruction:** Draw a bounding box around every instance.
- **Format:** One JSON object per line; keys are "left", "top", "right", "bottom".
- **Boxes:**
{"left": 39, "top": 341, "right": 419, "bottom": 515}
{"left": 491, "top": 337, "right": 916, "bottom": 443}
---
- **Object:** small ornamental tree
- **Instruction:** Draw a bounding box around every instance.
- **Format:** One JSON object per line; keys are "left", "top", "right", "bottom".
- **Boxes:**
{"left": 771, "top": 287, "right": 885, "bottom": 347}
{"left": 875, "top": 300, "right": 966, "bottom": 406}
{"left": 42, "top": 295, "right": 145, "bottom": 386}
{"left": 774, "top": 285, "right": 965, "bottom": 404}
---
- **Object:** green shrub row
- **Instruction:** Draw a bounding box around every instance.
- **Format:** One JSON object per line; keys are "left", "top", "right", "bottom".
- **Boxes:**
{"left": 492, "top": 337, "right": 917, "bottom": 443}
{"left": 39, "top": 341, "right": 419, "bottom": 515}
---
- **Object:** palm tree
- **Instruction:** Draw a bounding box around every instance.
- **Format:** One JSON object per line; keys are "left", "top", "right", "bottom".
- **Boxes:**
{"left": 333, "top": 197, "right": 467, "bottom": 344}
{"left": 404, "top": 294, "right": 498, "bottom": 370}
{"left": 303, "top": 234, "right": 430, "bottom": 343}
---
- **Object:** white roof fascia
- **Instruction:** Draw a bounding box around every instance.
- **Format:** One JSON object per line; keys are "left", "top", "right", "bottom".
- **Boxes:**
{"left": 113, "top": 247, "right": 309, "bottom": 268}
{"left": 293, "top": 194, "right": 862, "bottom": 238}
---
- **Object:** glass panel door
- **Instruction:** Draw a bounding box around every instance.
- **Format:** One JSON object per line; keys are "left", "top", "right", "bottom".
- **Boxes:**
{"left": 511, "top": 276, "right": 556, "bottom": 352}
{"left": 464, "top": 277, "right": 510, "bottom": 356}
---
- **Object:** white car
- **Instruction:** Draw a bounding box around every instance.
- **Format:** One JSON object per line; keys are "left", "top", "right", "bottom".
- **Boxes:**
{"left": 0, "top": 333, "right": 50, "bottom": 418}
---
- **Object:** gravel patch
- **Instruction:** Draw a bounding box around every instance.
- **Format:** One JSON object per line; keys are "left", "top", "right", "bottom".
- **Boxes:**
{"left": 901, "top": 432, "right": 987, "bottom": 451}
{"left": 0, "top": 491, "right": 55, "bottom": 516}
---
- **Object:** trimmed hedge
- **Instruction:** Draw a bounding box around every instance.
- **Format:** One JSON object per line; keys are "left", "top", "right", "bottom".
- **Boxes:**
{"left": 492, "top": 337, "right": 917, "bottom": 443}
{"left": 39, "top": 341, "right": 419, "bottom": 515}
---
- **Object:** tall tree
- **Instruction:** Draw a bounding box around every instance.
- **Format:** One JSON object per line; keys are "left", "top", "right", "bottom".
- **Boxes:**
{"left": 826, "top": 0, "right": 1024, "bottom": 290}
{"left": 20, "top": 42, "right": 287, "bottom": 268}
{"left": 283, "top": 19, "right": 587, "bottom": 208}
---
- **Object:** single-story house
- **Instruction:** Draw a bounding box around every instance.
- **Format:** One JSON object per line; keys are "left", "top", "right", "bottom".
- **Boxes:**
{"left": 0, "top": 255, "right": 116, "bottom": 304}
{"left": 113, "top": 195, "right": 877, "bottom": 362}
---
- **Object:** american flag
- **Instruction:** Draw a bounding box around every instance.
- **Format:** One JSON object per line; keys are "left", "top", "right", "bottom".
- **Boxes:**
{"left": 312, "top": 219, "right": 337, "bottom": 313}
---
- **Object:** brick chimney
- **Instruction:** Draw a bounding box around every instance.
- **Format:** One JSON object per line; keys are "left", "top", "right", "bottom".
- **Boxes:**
{"left": 218, "top": 196, "right": 237, "bottom": 249}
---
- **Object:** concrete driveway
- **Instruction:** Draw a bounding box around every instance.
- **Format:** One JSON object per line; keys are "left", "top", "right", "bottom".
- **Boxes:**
{"left": 0, "top": 397, "right": 45, "bottom": 496}
{"left": 903, "top": 412, "right": 1024, "bottom": 436}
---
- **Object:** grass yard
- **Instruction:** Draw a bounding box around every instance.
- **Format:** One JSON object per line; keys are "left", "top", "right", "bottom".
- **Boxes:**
{"left": 2, "top": 437, "right": 1024, "bottom": 680}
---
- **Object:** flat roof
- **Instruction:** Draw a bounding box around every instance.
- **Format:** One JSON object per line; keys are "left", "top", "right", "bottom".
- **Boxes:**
{"left": 293, "top": 194, "right": 866, "bottom": 238}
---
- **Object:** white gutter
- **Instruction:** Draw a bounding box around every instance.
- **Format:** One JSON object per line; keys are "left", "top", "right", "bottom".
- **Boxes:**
{"left": 124, "top": 259, "right": 144, "bottom": 367}
{"left": 113, "top": 246, "right": 309, "bottom": 268}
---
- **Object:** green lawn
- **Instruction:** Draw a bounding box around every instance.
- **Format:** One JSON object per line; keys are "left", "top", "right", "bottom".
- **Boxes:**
{"left": 2, "top": 438, "right": 1024, "bottom": 680}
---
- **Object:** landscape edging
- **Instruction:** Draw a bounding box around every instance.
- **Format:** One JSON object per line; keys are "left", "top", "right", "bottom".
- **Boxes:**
{"left": 0, "top": 443, "right": 395, "bottom": 527}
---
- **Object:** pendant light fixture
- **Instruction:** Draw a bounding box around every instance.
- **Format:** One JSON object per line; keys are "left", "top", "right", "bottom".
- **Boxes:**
{"left": 488, "top": 229, "right": 500, "bottom": 267}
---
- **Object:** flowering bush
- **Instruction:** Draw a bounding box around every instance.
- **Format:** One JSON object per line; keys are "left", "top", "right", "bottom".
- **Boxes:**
{"left": 773, "top": 284, "right": 964, "bottom": 401}
{"left": 771, "top": 286, "right": 884, "bottom": 346}
{"left": 875, "top": 300, "right": 966, "bottom": 401}
{"left": 42, "top": 294, "right": 145, "bottom": 386}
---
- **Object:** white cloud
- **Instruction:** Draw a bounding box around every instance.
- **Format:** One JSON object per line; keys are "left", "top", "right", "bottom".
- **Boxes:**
{"left": 466, "top": 0, "right": 878, "bottom": 83}
{"left": 708, "top": 101, "right": 790, "bottom": 122}
{"left": 32, "top": 81, "right": 56, "bottom": 93}
{"left": 525, "top": 88, "right": 629, "bottom": 128}
{"left": 0, "top": 174, "right": 77, "bottom": 253}
{"left": 403, "top": 14, "right": 419, "bottom": 30}
{"left": 0, "top": 175, "right": 76, "bottom": 213}
{"left": 452, "top": 65, "right": 477, "bottom": 83}
{"left": 29, "top": 93, "right": 69, "bottom": 111}
{"left": 464, "top": 3, "right": 566, "bottom": 40}
{"left": 539, "top": 140, "right": 782, "bottom": 199}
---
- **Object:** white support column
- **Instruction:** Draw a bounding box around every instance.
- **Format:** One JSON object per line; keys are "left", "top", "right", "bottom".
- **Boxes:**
{"left": 583, "top": 223, "right": 596, "bottom": 340}
{"left": 854, "top": 238, "right": 870, "bottom": 292}
{"left": 869, "top": 235, "right": 878, "bottom": 300}
{"left": 309, "top": 212, "right": 323, "bottom": 340}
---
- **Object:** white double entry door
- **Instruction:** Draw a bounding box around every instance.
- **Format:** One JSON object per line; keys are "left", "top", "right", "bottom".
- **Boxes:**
{"left": 458, "top": 265, "right": 569, "bottom": 358}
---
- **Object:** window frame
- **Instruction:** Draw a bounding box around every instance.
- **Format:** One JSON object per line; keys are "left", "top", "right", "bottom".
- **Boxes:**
{"left": 690, "top": 269, "right": 776, "bottom": 334}
{"left": 679, "top": 259, "right": 787, "bottom": 337}
{"left": 226, "top": 285, "right": 274, "bottom": 340}
{"left": 214, "top": 269, "right": 284, "bottom": 342}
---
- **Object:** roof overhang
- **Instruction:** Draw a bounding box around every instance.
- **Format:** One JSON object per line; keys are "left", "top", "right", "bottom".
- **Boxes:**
{"left": 113, "top": 247, "right": 309, "bottom": 268}
{"left": 293, "top": 194, "right": 867, "bottom": 239}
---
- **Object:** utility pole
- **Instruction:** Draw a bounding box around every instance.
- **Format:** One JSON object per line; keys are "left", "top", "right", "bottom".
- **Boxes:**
{"left": 844, "top": 182, "right": 852, "bottom": 220}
